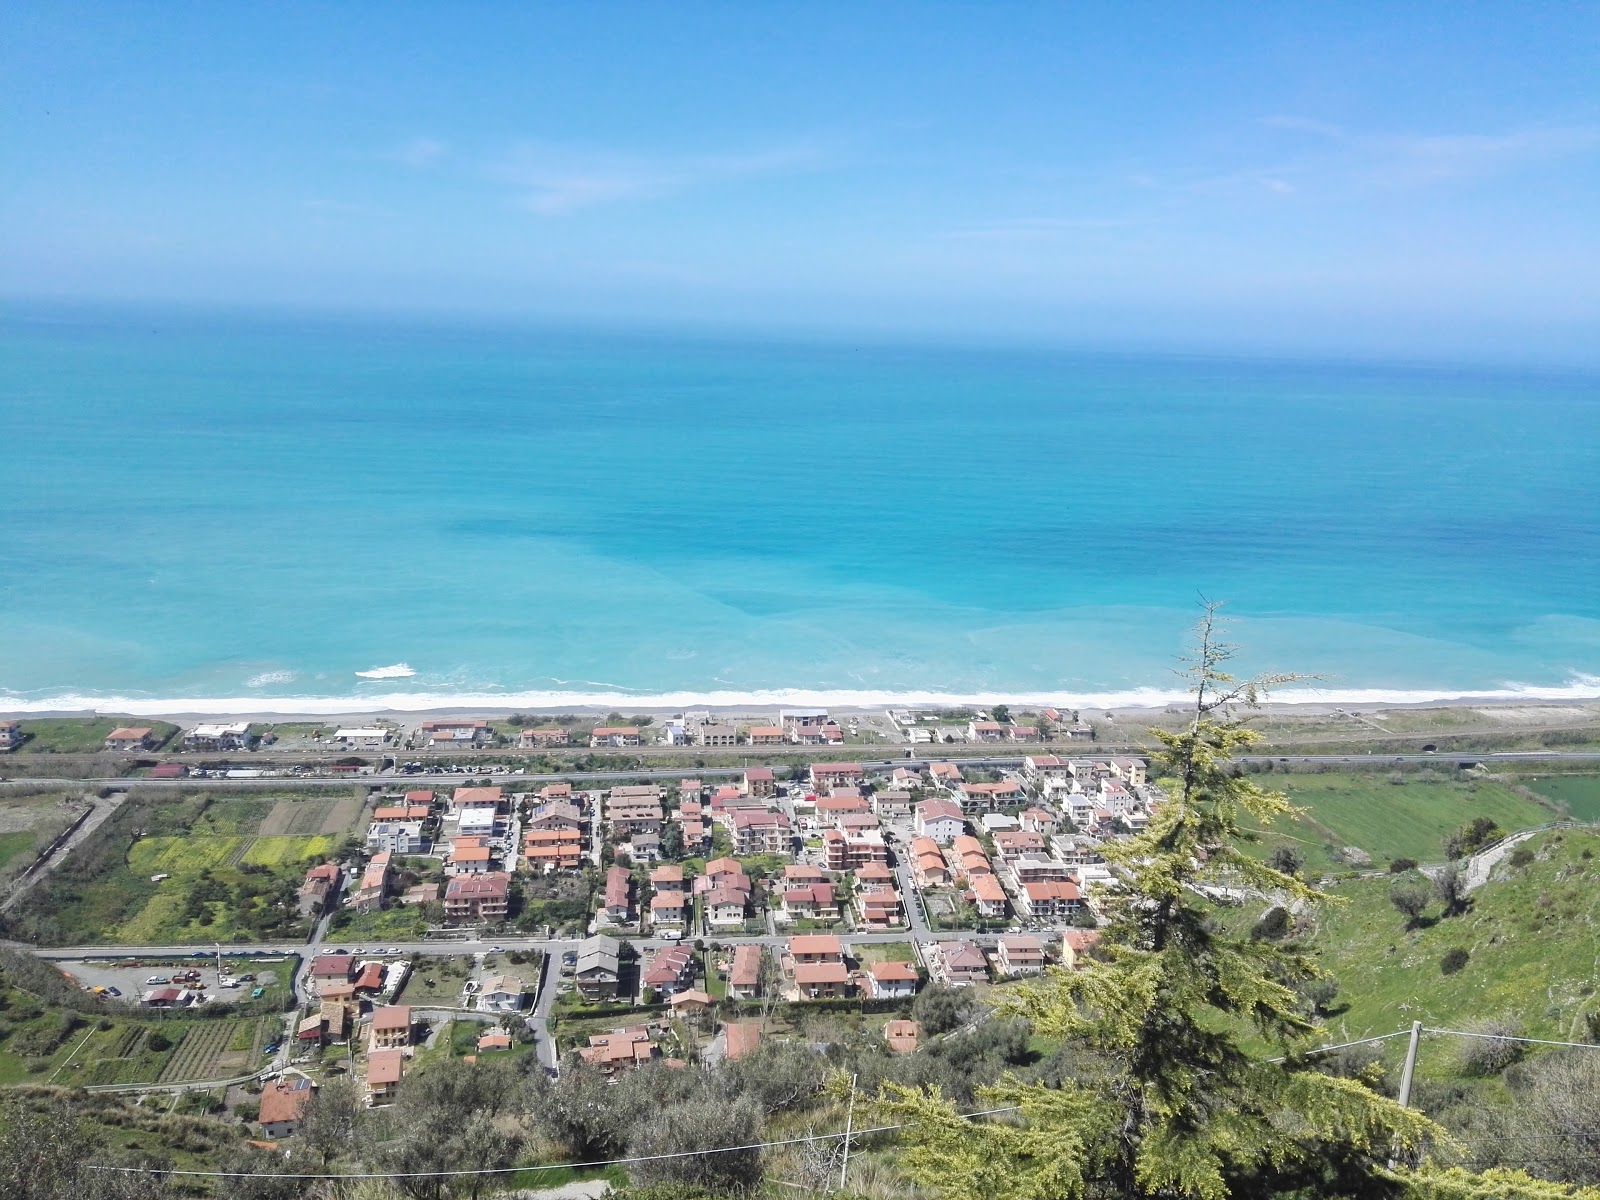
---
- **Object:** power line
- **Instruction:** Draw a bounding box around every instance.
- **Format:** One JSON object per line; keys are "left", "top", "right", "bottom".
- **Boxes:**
{"left": 85, "top": 1105, "right": 1024, "bottom": 1181}
{"left": 1423, "top": 1026, "right": 1600, "bottom": 1052}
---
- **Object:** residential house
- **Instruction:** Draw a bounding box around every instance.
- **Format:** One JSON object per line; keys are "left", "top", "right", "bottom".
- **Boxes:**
{"left": 650, "top": 862, "right": 686, "bottom": 893}
{"left": 968, "top": 720, "right": 1007, "bottom": 742}
{"left": 297, "top": 862, "right": 341, "bottom": 917}
{"left": 669, "top": 989, "right": 716, "bottom": 1015}
{"left": 590, "top": 726, "right": 641, "bottom": 748}
{"left": 418, "top": 719, "right": 489, "bottom": 747}
{"left": 0, "top": 721, "right": 23, "bottom": 752}
{"left": 884, "top": 1019, "right": 922, "bottom": 1054}
{"left": 442, "top": 872, "right": 510, "bottom": 921}
{"left": 817, "top": 792, "right": 871, "bottom": 821}
{"left": 854, "top": 884, "right": 903, "bottom": 929}
{"left": 366, "top": 1048, "right": 405, "bottom": 1105}
{"left": 520, "top": 727, "right": 570, "bottom": 748}
{"left": 183, "top": 721, "right": 251, "bottom": 751}
{"left": 310, "top": 954, "right": 355, "bottom": 992}
{"left": 352, "top": 853, "right": 391, "bottom": 912}
{"left": 448, "top": 836, "right": 495, "bottom": 876}
{"left": 743, "top": 766, "right": 777, "bottom": 798}
{"left": 890, "top": 766, "right": 925, "bottom": 790}
{"left": 780, "top": 882, "right": 837, "bottom": 924}
{"left": 970, "top": 873, "right": 1009, "bottom": 920}
{"left": 1020, "top": 807, "right": 1058, "bottom": 834}
{"left": 980, "top": 812, "right": 1020, "bottom": 834}
{"left": 929, "top": 762, "right": 964, "bottom": 786}
{"left": 779, "top": 707, "right": 831, "bottom": 730}
{"left": 788, "top": 934, "right": 843, "bottom": 965}
{"left": 1061, "top": 929, "right": 1102, "bottom": 969}
{"left": 910, "top": 837, "right": 953, "bottom": 888}
{"left": 782, "top": 863, "right": 829, "bottom": 888}
{"left": 539, "top": 782, "right": 575, "bottom": 804}
{"left": 867, "top": 961, "right": 920, "bottom": 1000}
{"left": 574, "top": 935, "right": 620, "bottom": 1001}
{"left": 334, "top": 727, "right": 391, "bottom": 748}
{"left": 872, "top": 790, "right": 914, "bottom": 819}
{"left": 641, "top": 946, "right": 696, "bottom": 997}
{"left": 823, "top": 827, "right": 888, "bottom": 872}
{"left": 606, "top": 787, "right": 664, "bottom": 837}
{"left": 258, "top": 1075, "right": 316, "bottom": 1138}
{"left": 725, "top": 1021, "right": 763, "bottom": 1060}
{"left": 477, "top": 975, "right": 526, "bottom": 1013}
{"left": 855, "top": 861, "right": 896, "bottom": 891}
{"left": 1006, "top": 724, "right": 1038, "bottom": 742}
{"left": 992, "top": 829, "right": 1048, "bottom": 863}
{"left": 747, "top": 725, "right": 786, "bottom": 746}
{"left": 477, "top": 1028, "right": 513, "bottom": 1052}
{"left": 1007, "top": 855, "right": 1074, "bottom": 890}
{"left": 949, "top": 836, "right": 993, "bottom": 880}
{"left": 1109, "top": 757, "right": 1148, "bottom": 786}
{"left": 320, "top": 999, "right": 350, "bottom": 1044}
{"left": 579, "top": 1027, "right": 657, "bottom": 1073}
{"left": 794, "top": 961, "right": 850, "bottom": 999}
{"left": 602, "top": 866, "right": 632, "bottom": 924}
{"left": 1022, "top": 879, "right": 1083, "bottom": 920}
{"left": 369, "top": 1005, "right": 412, "bottom": 1049}
{"left": 703, "top": 886, "right": 749, "bottom": 929}
{"left": 696, "top": 724, "right": 739, "bottom": 747}
{"left": 809, "top": 762, "right": 865, "bottom": 791}
{"left": 730, "top": 808, "right": 792, "bottom": 856}
{"left": 650, "top": 889, "right": 689, "bottom": 929}
{"left": 958, "top": 780, "right": 1025, "bottom": 813}
{"left": 700, "top": 857, "right": 747, "bottom": 890}
{"left": 523, "top": 826, "right": 583, "bottom": 872}
{"left": 996, "top": 936, "right": 1046, "bottom": 977}
{"left": 297, "top": 1013, "right": 327, "bottom": 1049}
{"left": 790, "top": 723, "right": 845, "bottom": 745}
{"left": 104, "top": 726, "right": 155, "bottom": 752}
{"left": 937, "top": 941, "right": 990, "bottom": 986}
{"left": 914, "top": 799, "right": 965, "bottom": 845}
{"left": 367, "top": 814, "right": 428, "bottom": 856}
{"left": 625, "top": 831, "right": 662, "bottom": 864}
{"left": 729, "top": 944, "right": 765, "bottom": 999}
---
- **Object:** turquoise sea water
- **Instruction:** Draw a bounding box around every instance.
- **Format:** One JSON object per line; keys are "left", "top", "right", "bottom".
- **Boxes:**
{"left": 2, "top": 304, "right": 1598, "bottom": 714}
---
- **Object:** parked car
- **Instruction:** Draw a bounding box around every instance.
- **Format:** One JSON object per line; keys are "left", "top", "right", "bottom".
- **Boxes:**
{"left": 145, "top": 976, "right": 170, "bottom": 985}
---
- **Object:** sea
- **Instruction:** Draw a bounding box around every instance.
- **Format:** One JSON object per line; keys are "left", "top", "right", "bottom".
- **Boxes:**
{"left": 2, "top": 303, "right": 1598, "bottom": 716}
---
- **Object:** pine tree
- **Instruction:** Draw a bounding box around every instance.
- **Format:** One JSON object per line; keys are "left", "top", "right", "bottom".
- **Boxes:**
{"left": 877, "top": 605, "right": 1440, "bottom": 1199}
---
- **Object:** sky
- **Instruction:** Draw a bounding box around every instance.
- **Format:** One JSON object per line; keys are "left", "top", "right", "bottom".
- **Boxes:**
{"left": 5, "top": 3, "right": 1600, "bottom": 361}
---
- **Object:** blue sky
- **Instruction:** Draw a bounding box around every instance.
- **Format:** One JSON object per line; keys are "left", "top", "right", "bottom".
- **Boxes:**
{"left": 6, "top": 3, "right": 1599, "bottom": 361}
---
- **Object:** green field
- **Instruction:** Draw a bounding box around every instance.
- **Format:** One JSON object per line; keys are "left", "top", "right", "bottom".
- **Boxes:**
{"left": 1294, "top": 827, "right": 1600, "bottom": 1077}
{"left": 0, "top": 831, "right": 39, "bottom": 874}
{"left": 0, "top": 792, "right": 332, "bottom": 945}
{"left": 1238, "top": 772, "right": 1555, "bottom": 870}
{"left": 1521, "top": 773, "right": 1600, "bottom": 822}
{"left": 324, "top": 904, "right": 431, "bottom": 943}
{"left": 12, "top": 717, "right": 177, "bottom": 753}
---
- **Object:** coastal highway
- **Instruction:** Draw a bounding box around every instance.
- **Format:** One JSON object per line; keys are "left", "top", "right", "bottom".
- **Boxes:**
{"left": 7, "top": 751, "right": 1600, "bottom": 790}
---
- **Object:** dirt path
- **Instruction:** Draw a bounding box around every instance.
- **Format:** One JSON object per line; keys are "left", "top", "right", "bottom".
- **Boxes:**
{"left": 1, "top": 792, "right": 123, "bottom": 912}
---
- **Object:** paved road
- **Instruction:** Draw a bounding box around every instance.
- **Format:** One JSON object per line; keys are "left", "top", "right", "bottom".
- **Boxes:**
{"left": 8, "top": 751, "right": 1600, "bottom": 793}
{"left": 527, "top": 951, "right": 560, "bottom": 1073}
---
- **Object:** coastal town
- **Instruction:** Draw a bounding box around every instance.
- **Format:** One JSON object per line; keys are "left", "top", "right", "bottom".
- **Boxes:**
{"left": 2, "top": 704, "right": 1163, "bottom": 1139}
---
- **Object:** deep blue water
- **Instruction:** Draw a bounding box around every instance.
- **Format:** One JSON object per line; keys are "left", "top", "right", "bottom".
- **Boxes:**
{"left": 2, "top": 304, "right": 1598, "bottom": 712}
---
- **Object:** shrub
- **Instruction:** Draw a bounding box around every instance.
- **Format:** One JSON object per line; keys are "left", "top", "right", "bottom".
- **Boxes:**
{"left": 1458, "top": 1015, "right": 1524, "bottom": 1075}
{"left": 1440, "top": 948, "right": 1470, "bottom": 975}
{"left": 1508, "top": 847, "right": 1535, "bottom": 869}
{"left": 1389, "top": 858, "right": 1419, "bottom": 874}
{"left": 1250, "top": 906, "right": 1291, "bottom": 941}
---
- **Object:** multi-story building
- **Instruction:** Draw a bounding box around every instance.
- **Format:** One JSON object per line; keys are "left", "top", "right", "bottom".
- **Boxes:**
{"left": 590, "top": 726, "right": 641, "bottom": 748}
{"left": 731, "top": 808, "right": 792, "bottom": 856}
{"left": 996, "top": 936, "right": 1045, "bottom": 976}
{"left": 729, "top": 944, "right": 765, "bottom": 999}
{"left": 914, "top": 799, "right": 965, "bottom": 844}
{"left": 743, "top": 767, "right": 776, "bottom": 798}
{"left": 602, "top": 866, "right": 632, "bottom": 923}
{"left": 575, "top": 935, "right": 620, "bottom": 1001}
{"left": 369, "top": 1005, "right": 412, "bottom": 1049}
{"left": 809, "top": 762, "right": 865, "bottom": 791}
{"left": 442, "top": 872, "right": 510, "bottom": 921}
{"left": 823, "top": 827, "right": 888, "bottom": 872}
{"left": 523, "top": 827, "right": 583, "bottom": 871}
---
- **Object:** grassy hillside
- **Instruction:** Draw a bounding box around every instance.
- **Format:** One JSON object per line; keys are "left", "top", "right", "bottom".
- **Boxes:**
{"left": 1237, "top": 771, "right": 1555, "bottom": 870}
{"left": 12, "top": 717, "right": 178, "bottom": 753}
{"left": 1301, "top": 827, "right": 1600, "bottom": 1077}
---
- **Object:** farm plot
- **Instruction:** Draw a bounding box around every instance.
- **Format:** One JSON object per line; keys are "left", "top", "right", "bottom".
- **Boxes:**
{"left": 158, "top": 1020, "right": 264, "bottom": 1084}
{"left": 243, "top": 835, "right": 338, "bottom": 867}
{"left": 257, "top": 795, "right": 357, "bottom": 837}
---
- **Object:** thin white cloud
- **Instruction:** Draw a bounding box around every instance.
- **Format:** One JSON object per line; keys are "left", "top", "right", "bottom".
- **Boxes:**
{"left": 1259, "top": 116, "right": 1600, "bottom": 185}
{"left": 385, "top": 137, "right": 448, "bottom": 170}
{"left": 490, "top": 141, "right": 831, "bottom": 216}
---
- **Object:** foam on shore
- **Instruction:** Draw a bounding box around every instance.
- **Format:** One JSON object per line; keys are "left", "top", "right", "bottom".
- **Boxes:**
{"left": 3, "top": 675, "right": 1598, "bottom": 718}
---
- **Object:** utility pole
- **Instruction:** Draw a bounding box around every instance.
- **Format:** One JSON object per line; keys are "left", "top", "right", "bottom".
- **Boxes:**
{"left": 838, "top": 1072, "right": 858, "bottom": 1192}
{"left": 1397, "top": 1020, "right": 1423, "bottom": 1108}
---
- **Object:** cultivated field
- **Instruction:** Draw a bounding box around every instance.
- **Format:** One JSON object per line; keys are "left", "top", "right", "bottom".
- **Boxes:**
{"left": 1238, "top": 771, "right": 1555, "bottom": 871}
{"left": 0, "top": 789, "right": 364, "bottom": 946}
